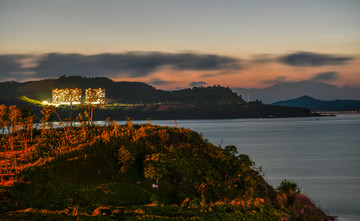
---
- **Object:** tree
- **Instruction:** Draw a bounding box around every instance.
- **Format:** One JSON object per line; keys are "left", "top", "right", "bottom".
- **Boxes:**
{"left": 0, "top": 105, "right": 8, "bottom": 148}
{"left": 143, "top": 153, "right": 169, "bottom": 184}
{"left": 276, "top": 179, "right": 300, "bottom": 206}
{"left": 117, "top": 146, "right": 135, "bottom": 174}
{"left": 277, "top": 179, "right": 299, "bottom": 194}
{"left": 8, "top": 106, "right": 21, "bottom": 152}
{"left": 40, "top": 105, "right": 55, "bottom": 133}
{"left": 21, "top": 106, "right": 35, "bottom": 158}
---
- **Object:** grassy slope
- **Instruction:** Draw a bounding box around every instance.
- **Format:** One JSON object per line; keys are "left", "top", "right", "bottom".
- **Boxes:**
{"left": 0, "top": 124, "right": 330, "bottom": 220}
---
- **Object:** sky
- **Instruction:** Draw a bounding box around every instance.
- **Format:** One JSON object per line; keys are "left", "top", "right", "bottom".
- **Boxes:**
{"left": 0, "top": 0, "right": 359, "bottom": 89}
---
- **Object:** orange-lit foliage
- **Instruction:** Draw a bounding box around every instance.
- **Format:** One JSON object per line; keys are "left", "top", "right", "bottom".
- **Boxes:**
{"left": 1, "top": 104, "right": 273, "bottom": 206}
{"left": 1, "top": 105, "right": 36, "bottom": 185}
{"left": 143, "top": 153, "right": 168, "bottom": 184}
{"left": 111, "top": 123, "right": 274, "bottom": 203}
{"left": 118, "top": 145, "right": 134, "bottom": 174}
{"left": 0, "top": 105, "right": 103, "bottom": 185}
{"left": 0, "top": 105, "right": 334, "bottom": 221}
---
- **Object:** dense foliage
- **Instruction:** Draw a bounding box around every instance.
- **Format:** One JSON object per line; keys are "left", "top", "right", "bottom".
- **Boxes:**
{"left": 0, "top": 105, "right": 333, "bottom": 220}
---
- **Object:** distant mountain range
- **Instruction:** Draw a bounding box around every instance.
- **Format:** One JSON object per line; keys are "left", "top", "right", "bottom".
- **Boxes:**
{"left": 272, "top": 95, "right": 360, "bottom": 111}
{"left": 232, "top": 81, "right": 360, "bottom": 104}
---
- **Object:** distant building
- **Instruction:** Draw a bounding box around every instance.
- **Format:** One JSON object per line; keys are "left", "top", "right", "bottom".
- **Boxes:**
{"left": 52, "top": 88, "right": 105, "bottom": 105}
{"left": 52, "top": 88, "right": 82, "bottom": 105}
{"left": 85, "top": 88, "right": 106, "bottom": 105}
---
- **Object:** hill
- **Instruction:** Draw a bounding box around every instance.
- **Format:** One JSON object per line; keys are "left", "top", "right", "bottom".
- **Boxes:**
{"left": 0, "top": 113, "right": 334, "bottom": 220}
{"left": 232, "top": 81, "right": 360, "bottom": 104}
{"left": 0, "top": 76, "right": 244, "bottom": 106}
{"left": 0, "top": 76, "right": 318, "bottom": 120}
{"left": 273, "top": 95, "right": 360, "bottom": 111}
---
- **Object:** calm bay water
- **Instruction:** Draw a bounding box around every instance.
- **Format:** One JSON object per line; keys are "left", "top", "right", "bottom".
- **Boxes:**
{"left": 118, "top": 114, "right": 360, "bottom": 221}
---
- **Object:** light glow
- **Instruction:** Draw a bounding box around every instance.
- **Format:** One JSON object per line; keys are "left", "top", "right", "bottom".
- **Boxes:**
{"left": 52, "top": 88, "right": 105, "bottom": 105}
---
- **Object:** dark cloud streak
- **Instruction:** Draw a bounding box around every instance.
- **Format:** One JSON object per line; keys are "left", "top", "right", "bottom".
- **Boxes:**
{"left": 189, "top": 81, "right": 208, "bottom": 87}
{"left": 261, "top": 76, "right": 287, "bottom": 84}
{"left": 251, "top": 54, "right": 275, "bottom": 64}
{"left": 0, "top": 52, "right": 241, "bottom": 81}
{"left": 148, "top": 78, "right": 175, "bottom": 86}
{"left": 279, "top": 52, "right": 353, "bottom": 67}
{"left": 0, "top": 54, "right": 28, "bottom": 76}
{"left": 311, "top": 71, "right": 339, "bottom": 81}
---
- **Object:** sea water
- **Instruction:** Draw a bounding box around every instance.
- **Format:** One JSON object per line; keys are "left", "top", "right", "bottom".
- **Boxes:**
{"left": 117, "top": 114, "right": 360, "bottom": 221}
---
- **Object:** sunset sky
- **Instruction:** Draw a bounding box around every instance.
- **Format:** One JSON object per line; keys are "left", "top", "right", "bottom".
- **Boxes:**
{"left": 1, "top": 0, "right": 359, "bottom": 89}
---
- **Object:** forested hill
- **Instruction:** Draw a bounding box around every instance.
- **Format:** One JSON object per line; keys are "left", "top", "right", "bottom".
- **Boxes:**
{"left": 0, "top": 76, "right": 245, "bottom": 105}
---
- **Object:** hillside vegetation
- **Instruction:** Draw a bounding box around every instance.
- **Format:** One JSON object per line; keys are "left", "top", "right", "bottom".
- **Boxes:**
{"left": 0, "top": 76, "right": 245, "bottom": 106}
{"left": 0, "top": 105, "right": 334, "bottom": 220}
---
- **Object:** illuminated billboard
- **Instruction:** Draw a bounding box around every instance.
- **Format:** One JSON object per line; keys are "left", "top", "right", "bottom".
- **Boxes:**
{"left": 52, "top": 88, "right": 82, "bottom": 105}
{"left": 52, "top": 88, "right": 105, "bottom": 105}
{"left": 85, "top": 88, "right": 106, "bottom": 105}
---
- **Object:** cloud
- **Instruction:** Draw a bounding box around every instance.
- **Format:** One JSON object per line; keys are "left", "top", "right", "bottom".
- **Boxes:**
{"left": 262, "top": 72, "right": 339, "bottom": 85}
{"left": 202, "top": 70, "right": 237, "bottom": 78}
{"left": 278, "top": 51, "right": 353, "bottom": 67}
{"left": 189, "top": 81, "right": 208, "bottom": 87}
{"left": 251, "top": 54, "right": 275, "bottom": 64}
{"left": 0, "top": 52, "right": 242, "bottom": 81}
{"left": 310, "top": 71, "right": 339, "bottom": 81}
{"left": 261, "top": 76, "right": 287, "bottom": 84}
{"left": 148, "top": 78, "right": 175, "bottom": 86}
{"left": 0, "top": 54, "right": 28, "bottom": 76}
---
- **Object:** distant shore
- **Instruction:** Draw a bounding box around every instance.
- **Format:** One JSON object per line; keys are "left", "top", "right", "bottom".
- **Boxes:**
{"left": 315, "top": 110, "right": 359, "bottom": 114}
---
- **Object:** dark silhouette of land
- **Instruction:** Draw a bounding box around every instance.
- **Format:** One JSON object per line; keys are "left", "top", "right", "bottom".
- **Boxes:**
{"left": 273, "top": 95, "right": 360, "bottom": 111}
{"left": 0, "top": 76, "right": 317, "bottom": 121}
{"left": 232, "top": 81, "right": 360, "bottom": 104}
